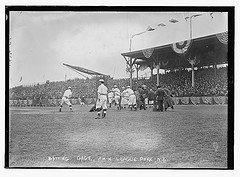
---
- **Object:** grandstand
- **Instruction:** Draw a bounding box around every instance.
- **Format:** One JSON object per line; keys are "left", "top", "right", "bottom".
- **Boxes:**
{"left": 9, "top": 32, "right": 228, "bottom": 107}
{"left": 9, "top": 66, "right": 227, "bottom": 107}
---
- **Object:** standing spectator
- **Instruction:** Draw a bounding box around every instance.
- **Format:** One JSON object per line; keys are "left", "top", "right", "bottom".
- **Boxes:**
{"left": 148, "top": 89, "right": 155, "bottom": 107}
{"left": 163, "top": 87, "right": 174, "bottom": 111}
{"left": 138, "top": 85, "right": 145, "bottom": 110}
{"left": 155, "top": 85, "right": 165, "bottom": 112}
{"left": 134, "top": 89, "right": 140, "bottom": 109}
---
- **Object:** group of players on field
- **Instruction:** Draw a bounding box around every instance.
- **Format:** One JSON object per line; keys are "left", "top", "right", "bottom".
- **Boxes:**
{"left": 59, "top": 79, "right": 174, "bottom": 119}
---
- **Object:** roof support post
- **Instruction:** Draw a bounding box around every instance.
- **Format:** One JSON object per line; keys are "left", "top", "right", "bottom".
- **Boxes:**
{"left": 123, "top": 56, "right": 134, "bottom": 89}
{"left": 191, "top": 64, "right": 195, "bottom": 87}
{"left": 130, "top": 57, "right": 133, "bottom": 89}
{"left": 214, "top": 63, "right": 217, "bottom": 76}
{"left": 150, "top": 62, "right": 154, "bottom": 81}
{"left": 134, "top": 64, "right": 140, "bottom": 82}
{"left": 156, "top": 64, "right": 160, "bottom": 86}
{"left": 154, "top": 56, "right": 160, "bottom": 86}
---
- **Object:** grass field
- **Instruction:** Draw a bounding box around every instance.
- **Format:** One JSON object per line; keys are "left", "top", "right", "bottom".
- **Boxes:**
{"left": 8, "top": 104, "right": 228, "bottom": 168}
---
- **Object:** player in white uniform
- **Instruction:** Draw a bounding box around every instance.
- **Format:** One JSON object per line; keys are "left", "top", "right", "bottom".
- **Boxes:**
{"left": 126, "top": 86, "right": 137, "bottom": 111}
{"left": 59, "top": 86, "right": 73, "bottom": 112}
{"left": 95, "top": 79, "right": 108, "bottom": 119}
{"left": 108, "top": 89, "right": 114, "bottom": 108}
{"left": 121, "top": 87, "right": 129, "bottom": 109}
{"left": 112, "top": 85, "right": 121, "bottom": 110}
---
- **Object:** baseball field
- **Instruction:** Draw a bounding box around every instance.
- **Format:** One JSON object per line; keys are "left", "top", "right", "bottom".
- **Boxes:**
{"left": 8, "top": 104, "right": 228, "bottom": 168}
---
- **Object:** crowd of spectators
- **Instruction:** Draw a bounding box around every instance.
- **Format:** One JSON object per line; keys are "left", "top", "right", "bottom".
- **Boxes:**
{"left": 149, "top": 66, "right": 228, "bottom": 97}
{"left": 9, "top": 67, "right": 227, "bottom": 100}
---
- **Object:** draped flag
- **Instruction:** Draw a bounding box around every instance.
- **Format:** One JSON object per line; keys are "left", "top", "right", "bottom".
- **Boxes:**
{"left": 158, "top": 23, "right": 166, "bottom": 27}
{"left": 216, "top": 31, "right": 228, "bottom": 45}
{"left": 171, "top": 39, "right": 192, "bottom": 54}
{"left": 142, "top": 48, "right": 154, "bottom": 58}
{"left": 169, "top": 18, "right": 178, "bottom": 23}
{"left": 146, "top": 26, "right": 155, "bottom": 31}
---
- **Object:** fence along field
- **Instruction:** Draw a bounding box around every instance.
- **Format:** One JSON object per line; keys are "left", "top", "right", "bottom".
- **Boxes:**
{"left": 9, "top": 96, "right": 227, "bottom": 107}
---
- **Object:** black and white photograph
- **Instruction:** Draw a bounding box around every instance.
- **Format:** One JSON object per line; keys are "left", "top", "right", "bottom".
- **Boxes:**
{"left": 6, "top": 6, "right": 234, "bottom": 169}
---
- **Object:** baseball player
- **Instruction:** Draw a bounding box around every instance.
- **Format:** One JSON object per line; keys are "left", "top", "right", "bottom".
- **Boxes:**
{"left": 120, "top": 86, "right": 128, "bottom": 109}
{"left": 126, "top": 86, "right": 137, "bottom": 111}
{"left": 108, "top": 89, "right": 114, "bottom": 108}
{"left": 95, "top": 79, "right": 108, "bottom": 119}
{"left": 59, "top": 86, "right": 73, "bottom": 112}
{"left": 112, "top": 85, "right": 121, "bottom": 109}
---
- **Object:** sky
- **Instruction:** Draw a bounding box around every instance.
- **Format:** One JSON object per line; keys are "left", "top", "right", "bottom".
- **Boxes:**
{"left": 9, "top": 11, "right": 228, "bottom": 87}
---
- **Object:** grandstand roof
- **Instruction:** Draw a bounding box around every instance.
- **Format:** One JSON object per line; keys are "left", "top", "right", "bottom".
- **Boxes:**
{"left": 121, "top": 32, "right": 228, "bottom": 69}
{"left": 63, "top": 63, "right": 108, "bottom": 76}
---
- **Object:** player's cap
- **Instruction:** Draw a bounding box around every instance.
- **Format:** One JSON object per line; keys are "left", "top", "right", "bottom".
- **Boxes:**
{"left": 68, "top": 86, "right": 72, "bottom": 89}
{"left": 114, "top": 85, "right": 117, "bottom": 88}
{"left": 127, "top": 86, "right": 130, "bottom": 88}
{"left": 122, "top": 86, "right": 125, "bottom": 89}
{"left": 99, "top": 79, "right": 104, "bottom": 82}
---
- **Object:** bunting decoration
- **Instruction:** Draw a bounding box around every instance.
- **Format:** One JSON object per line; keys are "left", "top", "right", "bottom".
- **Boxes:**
{"left": 153, "top": 61, "right": 157, "bottom": 69}
{"left": 201, "top": 97, "right": 213, "bottom": 104}
{"left": 171, "top": 39, "right": 192, "bottom": 54}
{"left": 172, "top": 97, "right": 179, "bottom": 105}
{"left": 9, "top": 96, "right": 228, "bottom": 107}
{"left": 213, "top": 96, "right": 226, "bottom": 105}
{"left": 187, "top": 56, "right": 200, "bottom": 66}
{"left": 216, "top": 31, "right": 228, "bottom": 45}
{"left": 180, "top": 97, "right": 189, "bottom": 104}
{"left": 161, "top": 60, "right": 169, "bottom": 67}
{"left": 190, "top": 97, "right": 201, "bottom": 105}
{"left": 142, "top": 48, "right": 154, "bottom": 58}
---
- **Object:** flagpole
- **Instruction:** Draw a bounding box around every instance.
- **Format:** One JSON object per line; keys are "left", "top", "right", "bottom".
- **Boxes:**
{"left": 129, "top": 26, "right": 155, "bottom": 88}
{"left": 185, "top": 14, "right": 202, "bottom": 87}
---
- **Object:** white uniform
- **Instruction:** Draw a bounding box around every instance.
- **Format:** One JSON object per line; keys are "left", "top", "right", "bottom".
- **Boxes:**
{"left": 61, "top": 89, "right": 72, "bottom": 106}
{"left": 96, "top": 83, "right": 108, "bottom": 110}
{"left": 126, "top": 88, "right": 136, "bottom": 106}
{"left": 121, "top": 89, "right": 129, "bottom": 105}
{"left": 108, "top": 92, "right": 114, "bottom": 104}
{"left": 113, "top": 88, "right": 121, "bottom": 104}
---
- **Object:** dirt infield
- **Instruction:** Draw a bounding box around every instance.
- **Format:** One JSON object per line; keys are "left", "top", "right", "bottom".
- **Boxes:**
{"left": 8, "top": 105, "right": 228, "bottom": 168}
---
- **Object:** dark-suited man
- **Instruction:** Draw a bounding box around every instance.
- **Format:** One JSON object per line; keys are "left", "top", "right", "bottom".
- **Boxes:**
{"left": 155, "top": 85, "right": 165, "bottom": 112}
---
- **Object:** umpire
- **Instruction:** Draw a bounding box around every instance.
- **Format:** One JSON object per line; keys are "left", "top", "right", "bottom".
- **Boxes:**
{"left": 155, "top": 85, "right": 165, "bottom": 112}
